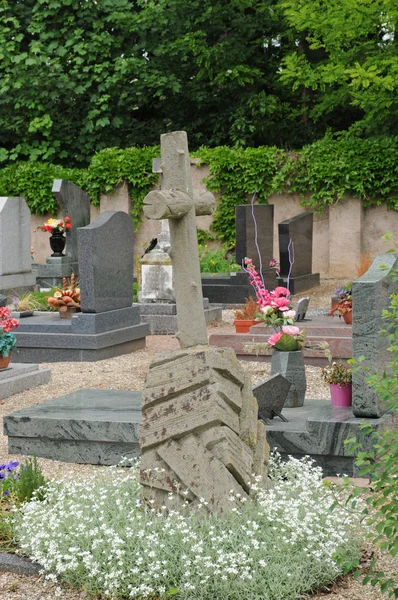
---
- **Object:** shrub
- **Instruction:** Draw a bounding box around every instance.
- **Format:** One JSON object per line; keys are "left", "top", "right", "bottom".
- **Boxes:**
{"left": 15, "top": 456, "right": 363, "bottom": 600}
{"left": 199, "top": 246, "right": 240, "bottom": 273}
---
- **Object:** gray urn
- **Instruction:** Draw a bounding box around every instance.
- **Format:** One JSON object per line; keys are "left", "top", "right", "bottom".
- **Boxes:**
{"left": 270, "top": 350, "right": 306, "bottom": 407}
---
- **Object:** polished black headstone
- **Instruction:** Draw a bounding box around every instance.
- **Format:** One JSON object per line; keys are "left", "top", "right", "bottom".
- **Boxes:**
{"left": 235, "top": 205, "right": 274, "bottom": 269}
{"left": 279, "top": 212, "right": 313, "bottom": 278}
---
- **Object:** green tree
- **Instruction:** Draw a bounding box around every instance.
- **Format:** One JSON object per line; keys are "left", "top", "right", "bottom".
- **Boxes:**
{"left": 279, "top": 0, "right": 398, "bottom": 136}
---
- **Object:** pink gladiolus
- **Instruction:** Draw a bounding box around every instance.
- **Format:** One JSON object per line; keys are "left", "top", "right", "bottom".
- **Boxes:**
{"left": 268, "top": 332, "right": 283, "bottom": 346}
{"left": 282, "top": 325, "right": 300, "bottom": 335}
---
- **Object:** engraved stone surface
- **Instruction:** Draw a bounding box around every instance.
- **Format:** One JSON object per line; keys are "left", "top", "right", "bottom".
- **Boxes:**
{"left": 0, "top": 197, "right": 36, "bottom": 292}
{"left": 140, "top": 345, "right": 270, "bottom": 512}
{"left": 235, "top": 205, "right": 274, "bottom": 270}
{"left": 78, "top": 211, "right": 134, "bottom": 313}
{"left": 352, "top": 253, "right": 398, "bottom": 417}
{"left": 252, "top": 374, "right": 291, "bottom": 421}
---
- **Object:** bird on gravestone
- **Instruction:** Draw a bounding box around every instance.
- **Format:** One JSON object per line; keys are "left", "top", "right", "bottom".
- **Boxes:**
{"left": 141, "top": 237, "right": 158, "bottom": 258}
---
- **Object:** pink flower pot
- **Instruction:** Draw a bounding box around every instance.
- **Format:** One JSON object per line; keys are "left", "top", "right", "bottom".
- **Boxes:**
{"left": 330, "top": 383, "right": 352, "bottom": 407}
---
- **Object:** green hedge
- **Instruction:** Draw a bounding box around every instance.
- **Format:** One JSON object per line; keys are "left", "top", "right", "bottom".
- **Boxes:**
{"left": 1, "top": 135, "right": 397, "bottom": 242}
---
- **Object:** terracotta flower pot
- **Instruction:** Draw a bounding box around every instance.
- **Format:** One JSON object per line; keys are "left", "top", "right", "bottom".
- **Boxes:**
{"left": 342, "top": 311, "right": 352, "bottom": 324}
{"left": 234, "top": 319, "right": 258, "bottom": 334}
{"left": 330, "top": 383, "right": 352, "bottom": 407}
{"left": 0, "top": 353, "right": 11, "bottom": 370}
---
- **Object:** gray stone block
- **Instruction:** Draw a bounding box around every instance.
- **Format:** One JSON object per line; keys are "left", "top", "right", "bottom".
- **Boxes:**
{"left": 0, "top": 553, "right": 42, "bottom": 576}
{"left": 78, "top": 211, "right": 134, "bottom": 313}
{"left": 352, "top": 253, "right": 398, "bottom": 417}
{"left": 71, "top": 305, "right": 140, "bottom": 333}
{"left": 252, "top": 374, "right": 291, "bottom": 421}
{"left": 140, "top": 303, "right": 177, "bottom": 316}
{"left": 141, "top": 307, "right": 221, "bottom": 334}
{"left": 38, "top": 256, "right": 72, "bottom": 279}
{"left": 0, "top": 363, "right": 51, "bottom": 399}
{"left": 5, "top": 389, "right": 142, "bottom": 465}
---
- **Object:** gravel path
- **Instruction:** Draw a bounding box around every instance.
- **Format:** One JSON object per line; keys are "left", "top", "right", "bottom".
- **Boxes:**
{"left": 0, "top": 287, "right": 396, "bottom": 600}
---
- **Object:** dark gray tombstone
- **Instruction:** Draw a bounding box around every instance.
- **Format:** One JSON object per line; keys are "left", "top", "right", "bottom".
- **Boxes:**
{"left": 278, "top": 212, "right": 320, "bottom": 294}
{"left": 235, "top": 205, "right": 274, "bottom": 269}
{"left": 52, "top": 179, "right": 91, "bottom": 271}
{"left": 252, "top": 374, "right": 291, "bottom": 424}
{"left": 78, "top": 211, "right": 134, "bottom": 313}
{"left": 352, "top": 253, "right": 398, "bottom": 418}
{"left": 296, "top": 297, "right": 310, "bottom": 321}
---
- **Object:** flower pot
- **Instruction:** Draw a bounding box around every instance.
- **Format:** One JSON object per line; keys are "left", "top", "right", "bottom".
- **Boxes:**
{"left": 49, "top": 230, "right": 66, "bottom": 257}
{"left": 271, "top": 350, "right": 306, "bottom": 407}
{"left": 59, "top": 306, "right": 80, "bottom": 319}
{"left": 331, "top": 296, "right": 339, "bottom": 312}
{"left": 0, "top": 353, "right": 11, "bottom": 370}
{"left": 330, "top": 383, "right": 352, "bottom": 407}
{"left": 342, "top": 311, "right": 352, "bottom": 324}
{"left": 234, "top": 319, "right": 258, "bottom": 334}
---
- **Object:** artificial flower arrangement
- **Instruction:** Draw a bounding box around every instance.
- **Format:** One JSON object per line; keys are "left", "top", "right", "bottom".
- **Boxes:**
{"left": 40, "top": 216, "right": 72, "bottom": 234}
{"left": 244, "top": 258, "right": 305, "bottom": 351}
{"left": 321, "top": 362, "right": 352, "bottom": 388}
{"left": 0, "top": 307, "right": 19, "bottom": 357}
{"left": 330, "top": 285, "right": 352, "bottom": 318}
{"left": 47, "top": 274, "right": 81, "bottom": 310}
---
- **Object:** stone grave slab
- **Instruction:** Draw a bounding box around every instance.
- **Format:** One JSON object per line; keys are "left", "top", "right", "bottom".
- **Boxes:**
{"left": 0, "top": 197, "right": 36, "bottom": 294}
{"left": 140, "top": 298, "right": 222, "bottom": 334}
{"left": 295, "top": 297, "right": 310, "bottom": 320}
{"left": 0, "top": 363, "right": 51, "bottom": 400}
{"left": 278, "top": 212, "right": 320, "bottom": 293}
{"left": 4, "top": 388, "right": 142, "bottom": 465}
{"left": 252, "top": 374, "right": 290, "bottom": 424}
{"left": 78, "top": 211, "right": 134, "bottom": 313}
{"left": 235, "top": 204, "right": 274, "bottom": 269}
{"left": 264, "top": 399, "right": 396, "bottom": 477}
{"left": 352, "top": 253, "right": 398, "bottom": 417}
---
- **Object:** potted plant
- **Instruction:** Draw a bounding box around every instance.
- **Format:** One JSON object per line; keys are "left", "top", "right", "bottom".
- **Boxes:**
{"left": 40, "top": 216, "right": 72, "bottom": 257}
{"left": 0, "top": 308, "right": 19, "bottom": 368}
{"left": 47, "top": 274, "right": 81, "bottom": 318}
{"left": 321, "top": 362, "right": 352, "bottom": 407}
{"left": 244, "top": 258, "right": 307, "bottom": 407}
{"left": 232, "top": 297, "right": 260, "bottom": 333}
{"left": 329, "top": 287, "right": 352, "bottom": 324}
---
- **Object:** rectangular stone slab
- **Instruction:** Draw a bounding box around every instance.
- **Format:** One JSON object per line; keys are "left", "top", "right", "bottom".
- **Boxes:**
{"left": 278, "top": 212, "right": 314, "bottom": 277}
{"left": 0, "top": 364, "right": 51, "bottom": 400}
{"left": 235, "top": 204, "right": 274, "bottom": 269}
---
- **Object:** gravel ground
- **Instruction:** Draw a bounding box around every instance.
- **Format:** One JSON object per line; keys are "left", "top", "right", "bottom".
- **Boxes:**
{"left": 0, "top": 280, "right": 396, "bottom": 599}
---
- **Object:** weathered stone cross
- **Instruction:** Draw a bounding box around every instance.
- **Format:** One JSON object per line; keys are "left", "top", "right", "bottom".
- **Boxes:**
{"left": 143, "top": 131, "right": 215, "bottom": 348}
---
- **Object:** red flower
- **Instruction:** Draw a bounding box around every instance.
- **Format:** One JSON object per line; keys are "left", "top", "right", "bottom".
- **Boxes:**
{"left": 65, "top": 216, "right": 71, "bottom": 223}
{"left": 65, "top": 223, "right": 71, "bottom": 230}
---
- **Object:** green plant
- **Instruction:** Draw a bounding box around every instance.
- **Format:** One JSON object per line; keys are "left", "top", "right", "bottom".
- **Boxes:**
{"left": 342, "top": 233, "right": 398, "bottom": 597}
{"left": 15, "top": 455, "right": 363, "bottom": 599}
{"left": 0, "top": 308, "right": 19, "bottom": 357}
{"left": 232, "top": 297, "right": 259, "bottom": 320}
{"left": 198, "top": 246, "right": 240, "bottom": 273}
{"left": 0, "top": 457, "right": 47, "bottom": 505}
{"left": 26, "top": 289, "right": 58, "bottom": 311}
{"left": 321, "top": 362, "right": 352, "bottom": 386}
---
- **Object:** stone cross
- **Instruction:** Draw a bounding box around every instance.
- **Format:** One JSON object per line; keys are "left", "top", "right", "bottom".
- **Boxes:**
{"left": 143, "top": 131, "right": 215, "bottom": 348}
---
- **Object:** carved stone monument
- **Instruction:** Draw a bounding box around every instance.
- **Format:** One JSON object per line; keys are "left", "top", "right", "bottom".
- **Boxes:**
{"left": 0, "top": 197, "right": 36, "bottom": 294}
{"left": 140, "top": 132, "right": 270, "bottom": 512}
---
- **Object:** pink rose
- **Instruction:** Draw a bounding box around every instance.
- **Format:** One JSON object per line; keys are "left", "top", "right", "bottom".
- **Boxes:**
{"left": 271, "top": 297, "right": 290, "bottom": 309}
{"left": 268, "top": 332, "right": 283, "bottom": 346}
{"left": 272, "top": 286, "right": 291, "bottom": 298}
{"left": 282, "top": 325, "right": 300, "bottom": 336}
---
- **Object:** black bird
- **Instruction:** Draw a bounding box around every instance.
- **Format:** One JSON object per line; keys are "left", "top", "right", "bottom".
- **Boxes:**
{"left": 141, "top": 237, "right": 158, "bottom": 257}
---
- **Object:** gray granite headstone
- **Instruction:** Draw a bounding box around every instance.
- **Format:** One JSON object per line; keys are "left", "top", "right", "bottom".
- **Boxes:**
{"left": 78, "top": 211, "right": 134, "bottom": 313}
{"left": 252, "top": 374, "right": 291, "bottom": 423}
{"left": 279, "top": 212, "right": 313, "bottom": 277}
{"left": 352, "top": 253, "right": 398, "bottom": 418}
{"left": 0, "top": 197, "right": 36, "bottom": 292}
{"left": 235, "top": 205, "right": 274, "bottom": 269}
{"left": 296, "top": 297, "right": 310, "bottom": 321}
{"left": 52, "top": 179, "right": 91, "bottom": 270}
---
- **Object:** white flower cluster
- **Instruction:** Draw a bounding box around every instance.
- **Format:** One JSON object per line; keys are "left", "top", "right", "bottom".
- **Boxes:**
{"left": 15, "top": 456, "right": 363, "bottom": 600}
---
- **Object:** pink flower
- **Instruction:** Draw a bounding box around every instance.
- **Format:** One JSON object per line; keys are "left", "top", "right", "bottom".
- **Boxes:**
{"left": 261, "top": 305, "right": 273, "bottom": 314}
{"left": 282, "top": 325, "right": 300, "bottom": 336}
{"left": 268, "top": 332, "right": 283, "bottom": 346}
{"left": 273, "top": 286, "right": 291, "bottom": 298}
{"left": 271, "top": 296, "right": 290, "bottom": 309}
{"left": 284, "top": 310, "right": 296, "bottom": 319}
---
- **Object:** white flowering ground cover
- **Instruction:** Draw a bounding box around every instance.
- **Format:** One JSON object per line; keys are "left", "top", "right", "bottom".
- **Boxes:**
{"left": 14, "top": 456, "right": 363, "bottom": 600}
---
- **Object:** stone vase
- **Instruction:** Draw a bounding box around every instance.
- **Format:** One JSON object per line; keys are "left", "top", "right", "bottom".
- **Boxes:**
{"left": 49, "top": 230, "right": 66, "bottom": 257}
{"left": 271, "top": 350, "right": 306, "bottom": 407}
